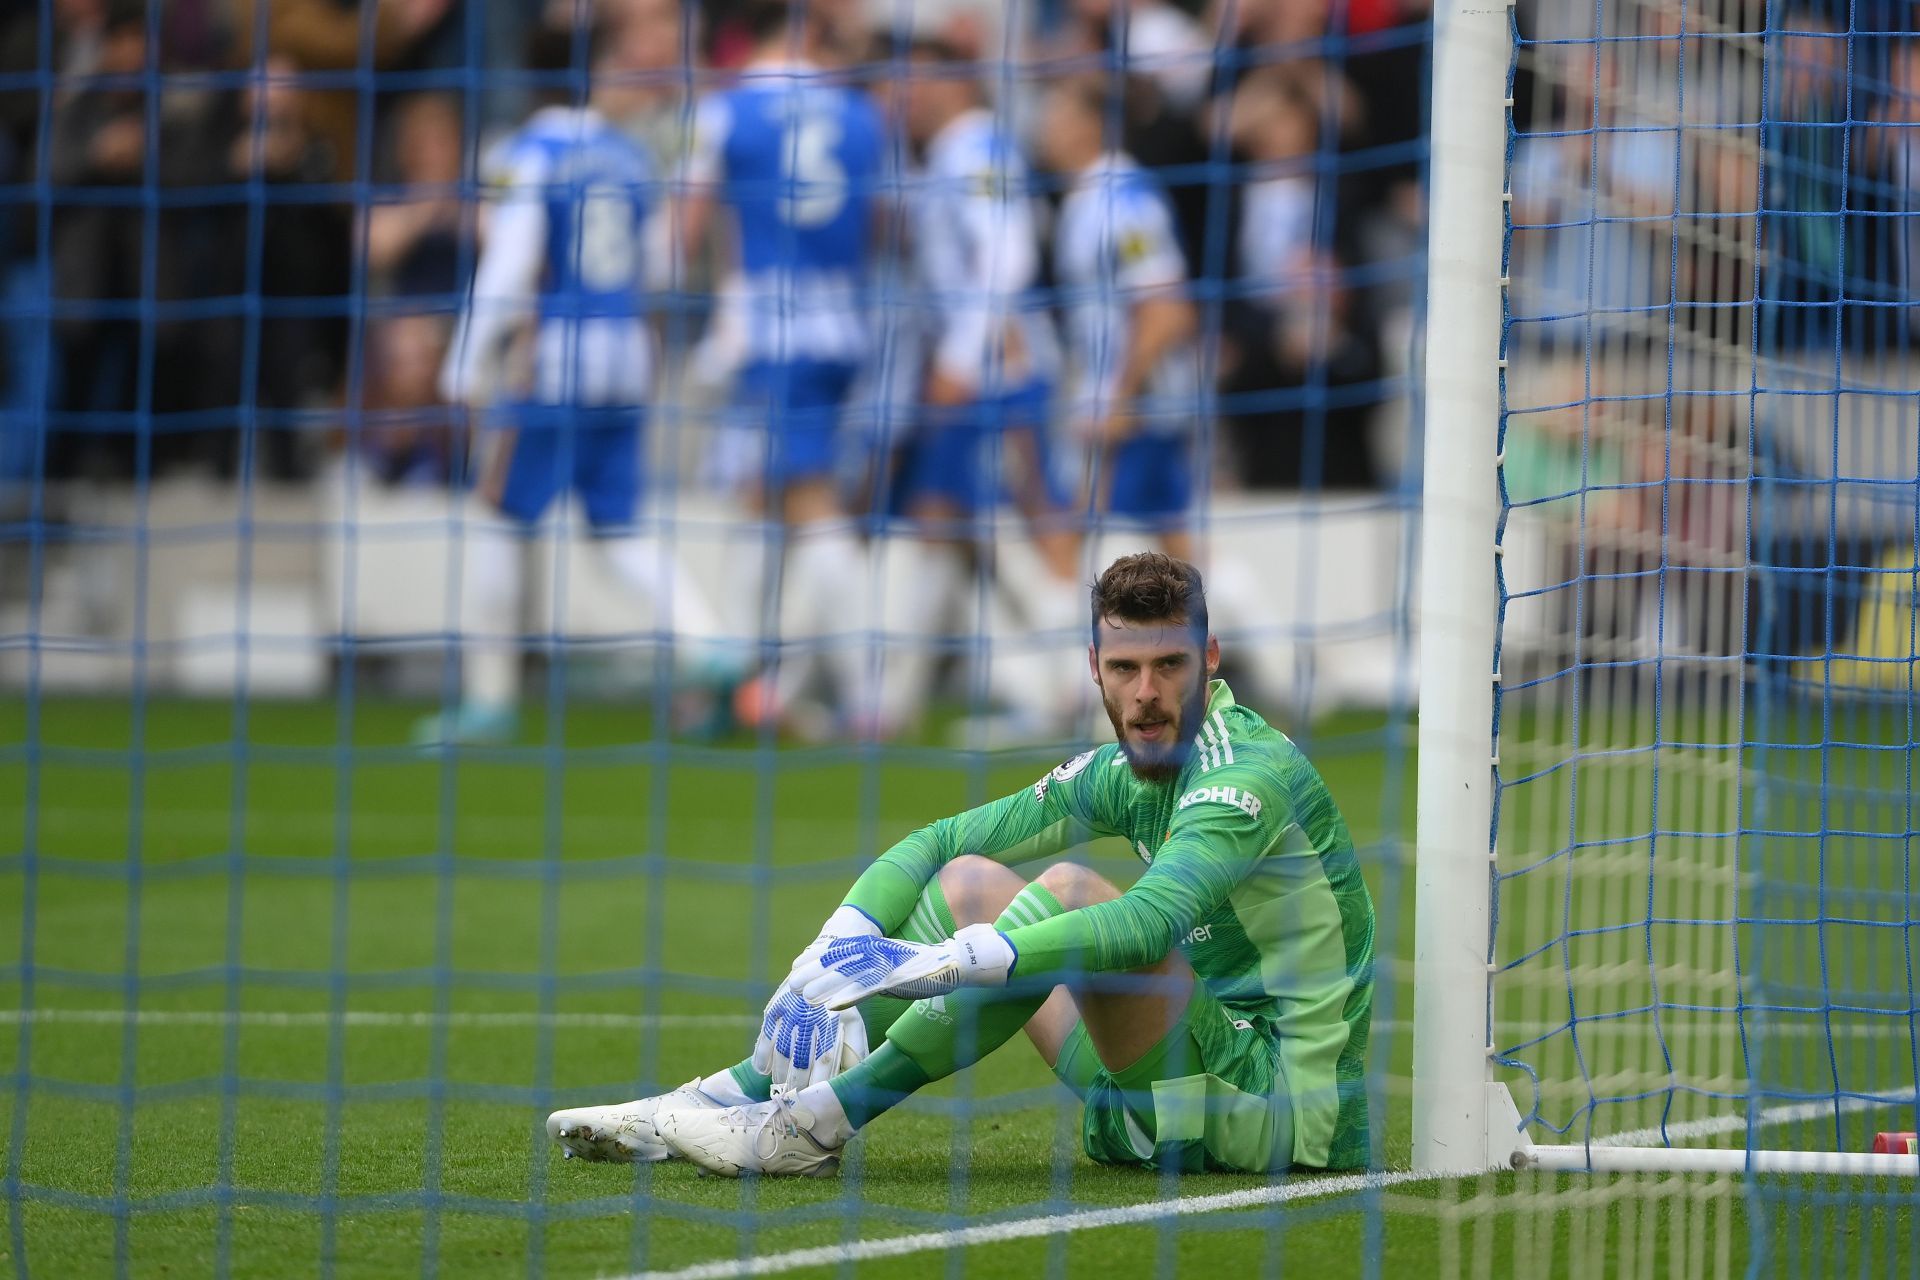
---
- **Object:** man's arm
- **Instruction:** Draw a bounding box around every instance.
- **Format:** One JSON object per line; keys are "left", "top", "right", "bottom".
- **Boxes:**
{"left": 1111, "top": 292, "right": 1197, "bottom": 406}
{"left": 1094, "top": 190, "right": 1195, "bottom": 438}
{"left": 1003, "top": 769, "right": 1289, "bottom": 978}
{"left": 837, "top": 750, "right": 1118, "bottom": 935}
{"left": 930, "top": 156, "right": 1042, "bottom": 396}
{"left": 669, "top": 95, "right": 728, "bottom": 282}
{"left": 438, "top": 149, "right": 546, "bottom": 405}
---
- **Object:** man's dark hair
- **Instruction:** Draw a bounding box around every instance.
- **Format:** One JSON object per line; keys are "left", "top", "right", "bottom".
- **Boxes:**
{"left": 1090, "top": 552, "right": 1208, "bottom": 643}
{"left": 525, "top": 21, "right": 609, "bottom": 106}
{"left": 906, "top": 35, "right": 969, "bottom": 65}
{"left": 741, "top": 0, "right": 813, "bottom": 46}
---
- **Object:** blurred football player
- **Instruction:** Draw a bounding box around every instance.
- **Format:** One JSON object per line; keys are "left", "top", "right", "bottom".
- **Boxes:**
{"left": 875, "top": 37, "right": 1084, "bottom": 740}
{"left": 420, "top": 22, "right": 733, "bottom": 745}
{"left": 676, "top": 0, "right": 886, "bottom": 736}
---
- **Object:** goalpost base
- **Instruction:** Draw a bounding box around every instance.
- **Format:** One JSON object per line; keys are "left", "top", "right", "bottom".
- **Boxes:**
{"left": 1517, "top": 1144, "right": 1920, "bottom": 1178}
{"left": 1464, "top": 1084, "right": 1920, "bottom": 1176}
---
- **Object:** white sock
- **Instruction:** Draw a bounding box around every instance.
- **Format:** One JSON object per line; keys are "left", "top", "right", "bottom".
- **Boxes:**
{"left": 461, "top": 520, "right": 523, "bottom": 708}
{"left": 985, "top": 569, "right": 1085, "bottom": 725}
{"left": 1202, "top": 554, "right": 1261, "bottom": 639}
{"left": 597, "top": 534, "right": 743, "bottom": 678}
{"left": 697, "top": 1071, "right": 756, "bottom": 1108}
{"left": 781, "top": 521, "right": 873, "bottom": 719}
{"left": 875, "top": 538, "right": 965, "bottom": 734}
{"left": 793, "top": 1080, "right": 855, "bottom": 1146}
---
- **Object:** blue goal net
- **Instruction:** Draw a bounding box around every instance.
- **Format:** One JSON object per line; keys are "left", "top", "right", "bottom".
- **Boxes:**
{"left": 1, "top": 0, "right": 1430, "bottom": 1276}
{"left": 1497, "top": 0, "right": 1920, "bottom": 1268}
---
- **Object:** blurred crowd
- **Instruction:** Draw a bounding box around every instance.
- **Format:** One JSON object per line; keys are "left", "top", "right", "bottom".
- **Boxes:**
{"left": 4, "top": 0, "right": 1432, "bottom": 495}
{"left": 1503, "top": 0, "right": 1920, "bottom": 667}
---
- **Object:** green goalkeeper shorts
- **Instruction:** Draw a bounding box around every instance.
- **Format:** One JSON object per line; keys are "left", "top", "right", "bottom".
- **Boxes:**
{"left": 1053, "top": 983, "right": 1293, "bottom": 1174}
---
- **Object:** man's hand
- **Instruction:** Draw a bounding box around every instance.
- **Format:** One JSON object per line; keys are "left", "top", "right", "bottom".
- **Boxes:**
{"left": 787, "top": 905, "right": 881, "bottom": 979}
{"left": 795, "top": 924, "right": 1016, "bottom": 1012}
{"left": 750, "top": 981, "right": 869, "bottom": 1089}
{"left": 749, "top": 904, "right": 882, "bottom": 1089}
{"left": 923, "top": 367, "right": 975, "bottom": 409}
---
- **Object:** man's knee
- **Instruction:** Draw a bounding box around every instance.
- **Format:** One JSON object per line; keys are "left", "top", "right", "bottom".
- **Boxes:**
{"left": 1034, "top": 862, "right": 1121, "bottom": 911}
{"left": 937, "top": 855, "right": 1026, "bottom": 925}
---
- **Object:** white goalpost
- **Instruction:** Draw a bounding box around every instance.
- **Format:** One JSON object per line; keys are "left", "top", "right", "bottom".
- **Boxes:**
{"left": 1412, "top": 0, "right": 1523, "bottom": 1177}
{"left": 1415, "top": 0, "right": 1920, "bottom": 1181}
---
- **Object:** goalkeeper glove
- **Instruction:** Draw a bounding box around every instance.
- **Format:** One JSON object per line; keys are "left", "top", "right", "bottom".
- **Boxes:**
{"left": 750, "top": 905, "right": 880, "bottom": 1090}
{"left": 795, "top": 924, "right": 1016, "bottom": 1012}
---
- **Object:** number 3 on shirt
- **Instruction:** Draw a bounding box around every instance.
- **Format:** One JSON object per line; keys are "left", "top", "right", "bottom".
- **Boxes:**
{"left": 781, "top": 111, "right": 845, "bottom": 228}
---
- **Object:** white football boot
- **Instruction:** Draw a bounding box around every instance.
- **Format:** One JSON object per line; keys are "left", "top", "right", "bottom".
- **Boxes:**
{"left": 656, "top": 1090, "right": 844, "bottom": 1178}
{"left": 547, "top": 1078, "right": 727, "bottom": 1163}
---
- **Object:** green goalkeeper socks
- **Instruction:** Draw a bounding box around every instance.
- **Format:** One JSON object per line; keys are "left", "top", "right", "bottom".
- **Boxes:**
{"left": 725, "top": 880, "right": 960, "bottom": 1103}
{"left": 832, "top": 881, "right": 1068, "bottom": 1130}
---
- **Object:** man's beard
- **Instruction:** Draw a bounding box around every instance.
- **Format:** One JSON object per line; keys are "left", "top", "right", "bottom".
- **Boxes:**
{"left": 1104, "top": 681, "right": 1209, "bottom": 783}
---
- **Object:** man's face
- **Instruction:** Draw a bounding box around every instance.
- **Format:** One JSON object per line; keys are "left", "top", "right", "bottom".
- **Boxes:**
{"left": 1089, "top": 616, "right": 1220, "bottom": 781}
{"left": 1037, "top": 87, "right": 1091, "bottom": 173}
{"left": 902, "top": 56, "right": 954, "bottom": 146}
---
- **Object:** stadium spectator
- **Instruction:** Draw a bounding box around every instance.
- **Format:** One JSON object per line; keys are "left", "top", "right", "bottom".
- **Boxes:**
{"left": 1853, "top": 36, "right": 1920, "bottom": 350}
{"left": 222, "top": 53, "right": 352, "bottom": 479}
{"left": 226, "top": 0, "right": 454, "bottom": 183}
{"left": 44, "top": 0, "right": 150, "bottom": 479}
{"left": 1061, "top": 0, "right": 1213, "bottom": 115}
{"left": 363, "top": 91, "right": 467, "bottom": 299}
{"left": 356, "top": 310, "right": 458, "bottom": 485}
{"left": 354, "top": 91, "right": 466, "bottom": 487}
{"left": 1218, "top": 67, "right": 1378, "bottom": 489}
{"left": 43, "top": 0, "right": 240, "bottom": 478}
{"left": 1758, "top": 10, "right": 1851, "bottom": 358}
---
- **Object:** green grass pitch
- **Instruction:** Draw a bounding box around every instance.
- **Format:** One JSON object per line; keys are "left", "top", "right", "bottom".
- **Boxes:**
{"left": 1, "top": 695, "right": 1914, "bottom": 1277}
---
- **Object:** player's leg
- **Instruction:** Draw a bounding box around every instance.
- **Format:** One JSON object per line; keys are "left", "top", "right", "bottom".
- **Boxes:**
{"left": 414, "top": 409, "right": 557, "bottom": 745}
{"left": 983, "top": 404, "right": 1091, "bottom": 738}
{"left": 574, "top": 410, "right": 745, "bottom": 722}
{"left": 876, "top": 404, "right": 979, "bottom": 737}
{"left": 709, "top": 857, "right": 993, "bottom": 1107}
{"left": 655, "top": 856, "right": 1077, "bottom": 1175}
{"left": 740, "top": 361, "right": 875, "bottom": 734}
{"left": 552, "top": 861, "right": 992, "bottom": 1164}
{"left": 660, "top": 860, "right": 1173, "bottom": 1178}
{"left": 1008, "top": 862, "right": 1194, "bottom": 1072}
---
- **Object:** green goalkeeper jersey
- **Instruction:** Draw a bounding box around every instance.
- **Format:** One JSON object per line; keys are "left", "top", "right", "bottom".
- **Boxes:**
{"left": 840, "top": 680, "right": 1374, "bottom": 1170}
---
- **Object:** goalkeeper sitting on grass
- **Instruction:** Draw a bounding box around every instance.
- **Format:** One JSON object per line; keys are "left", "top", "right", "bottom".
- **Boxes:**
{"left": 549, "top": 552, "right": 1375, "bottom": 1175}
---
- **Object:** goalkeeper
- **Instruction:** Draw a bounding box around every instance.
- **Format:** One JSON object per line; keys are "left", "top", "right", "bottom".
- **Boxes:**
{"left": 549, "top": 552, "right": 1374, "bottom": 1175}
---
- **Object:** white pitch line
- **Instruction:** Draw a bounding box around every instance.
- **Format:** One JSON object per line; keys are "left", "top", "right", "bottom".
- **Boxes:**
{"left": 622, "top": 1168, "right": 1434, "bottom": 1280}
{"left": 1, "top": 1008, "right": 1910, "bottom": 1042}
{"left": 0, "top": 1009, "right": 755, "bottom": 1030}
{"left": 0, "top": 1008, "right": 1907, "bottom": 1041}
{"left": 625, "top": 1090, "right": 1916, "bottom": 1280}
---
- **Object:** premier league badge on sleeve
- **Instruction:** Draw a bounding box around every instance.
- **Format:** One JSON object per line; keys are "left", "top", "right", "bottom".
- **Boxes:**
{"left": 1051, "top": 750, "right": 1097, "bottom": 783}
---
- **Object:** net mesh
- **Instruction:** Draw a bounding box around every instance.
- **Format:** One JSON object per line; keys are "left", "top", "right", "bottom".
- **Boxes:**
{"left": 1, "top": 1, "right": 1427, "bottom": 1276}
{"left": 1494, "top": 0, "right": 1919, "bottom": 1269}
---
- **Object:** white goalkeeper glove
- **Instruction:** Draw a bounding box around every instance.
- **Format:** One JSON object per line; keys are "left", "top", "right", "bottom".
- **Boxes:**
{"left": 750, "top": 906, "right": 880, "bottom": 1089}
{"left": 794, "top": 923, "right": 1017, "bottom": 1012}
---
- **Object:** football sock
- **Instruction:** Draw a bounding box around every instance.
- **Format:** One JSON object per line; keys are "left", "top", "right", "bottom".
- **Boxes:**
{"left": 700, "top": 1070, "right": 759, "bottom": 1108}
{"left": 782, "top": 521, "right": 873, "bottom": 720}
{"left": 597, "top": 534, "right": 742, "bottom": 680}
{"left": 875, "top": 538, "right": 964, "bottom": 734}
{"left": 462, "top": 520, "right": 522, "bottom": 708}
{"left": 830, "top": 881, "right": 1068, "bottom": 1130}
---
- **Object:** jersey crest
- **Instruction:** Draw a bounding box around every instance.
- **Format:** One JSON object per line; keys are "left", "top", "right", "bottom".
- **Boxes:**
{"left": 1051, "top": 750, "right": 1097, "bottom": 783}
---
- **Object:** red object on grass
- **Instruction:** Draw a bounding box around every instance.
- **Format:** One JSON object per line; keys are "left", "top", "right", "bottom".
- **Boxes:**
{"left": 1870, "top": 1132, "right": 1917, "bottom": 1155}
